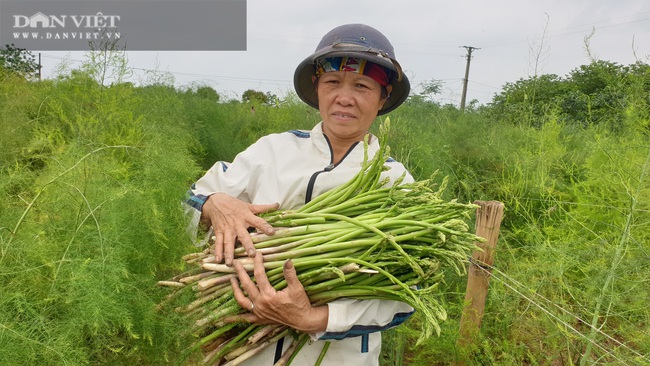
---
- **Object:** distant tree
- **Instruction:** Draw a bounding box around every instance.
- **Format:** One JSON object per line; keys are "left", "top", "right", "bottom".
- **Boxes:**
{"left": 563, "top": 60, "right": 632, "bottom": 127}
{"left": 0, "top": 44, "right": 39, "bottom": 79}
{"left": 626, "top": 61, "right": 650, "bottom": 85}
{"left": 195, "top": 86, "right": 220, "bottom": 102}
{"left": 568, "top": 60, "right": 624, "bottom": 95}
{"left": 265, "top": 91, "right": 280, "bottom": 107}
{"left": 625, "top": 61, "right": 650, "bottom": 101}
{"left": 407, "top": 79, "right": 444, "bottom": 106}
{"left": 486, "top": 60, "right": 650, "bottom": 129}
{"left": 486, "top": 73, "right": 570, "bottom": 126}
{"left": 242, "top": 89, "right": 278, "bottom": 106}
{"left": 420, "top": 79, "right": 443, "bottom": 98}
{"left": 242, "top": 89, "right": 268, "bottom": 104}
{"left": 491, "top": 73, "right": 570, "bottom": 107}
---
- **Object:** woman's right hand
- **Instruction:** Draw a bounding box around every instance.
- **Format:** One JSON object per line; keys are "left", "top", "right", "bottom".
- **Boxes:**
{"left": 200, "top": 193, "right": 279, "bottom": 265}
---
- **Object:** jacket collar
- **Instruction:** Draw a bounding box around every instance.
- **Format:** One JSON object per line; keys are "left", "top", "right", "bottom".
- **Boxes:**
{"left": 310, "top": 122, "right": 381, "bottom": 166}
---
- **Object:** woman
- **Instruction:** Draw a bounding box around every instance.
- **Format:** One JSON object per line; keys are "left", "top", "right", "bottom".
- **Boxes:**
{"left": 186, "top": 23, "right": 413, "bottom": 365}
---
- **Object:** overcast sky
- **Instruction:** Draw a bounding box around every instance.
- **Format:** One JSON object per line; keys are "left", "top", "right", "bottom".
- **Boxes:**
{"left": 40, "top": 0, "right": 650, "bottom": 106}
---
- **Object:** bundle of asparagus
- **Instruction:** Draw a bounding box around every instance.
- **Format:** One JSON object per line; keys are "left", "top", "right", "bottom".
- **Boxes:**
{"left": 158, "top": 119, "right": 484, "bottom": 365}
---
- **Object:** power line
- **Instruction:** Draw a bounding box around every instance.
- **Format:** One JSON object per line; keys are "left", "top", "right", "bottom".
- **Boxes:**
{"left": 39, "top": 53, "right": 293, "bottom": 88}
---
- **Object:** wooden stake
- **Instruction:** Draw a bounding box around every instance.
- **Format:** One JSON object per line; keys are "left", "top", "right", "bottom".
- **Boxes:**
{"left": 457, "top": 200, "right": 504, "bottom": 348}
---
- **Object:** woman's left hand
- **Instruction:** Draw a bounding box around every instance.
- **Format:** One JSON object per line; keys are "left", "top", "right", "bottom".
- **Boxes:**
{"left": 230, "top": 252, "right": 328, "bottom": 334}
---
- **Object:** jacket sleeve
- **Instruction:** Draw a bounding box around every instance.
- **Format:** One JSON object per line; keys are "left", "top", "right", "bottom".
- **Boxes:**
{"left": 182, "top": 160, "right": 234, "bottom": 242}
{"left": 185, "top": 134, "right": 275, "bottom": 210}
{"left": 185, "top": 161, "right": 231, "bottom": 212}
{"left": 183, "top": 141, "right": 258, "bottom": 238}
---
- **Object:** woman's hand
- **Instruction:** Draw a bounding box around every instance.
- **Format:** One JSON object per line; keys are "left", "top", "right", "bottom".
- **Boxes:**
{"left": 230, "top": 252, "right": 328, "bottom": 334}
{"left": 201, "top": 193, "right": 279, "bottom": 265}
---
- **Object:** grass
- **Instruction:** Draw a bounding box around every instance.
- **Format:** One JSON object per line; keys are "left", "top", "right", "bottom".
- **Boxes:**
{"left": 1, "top": 55, "right": 649, "bottom": 365}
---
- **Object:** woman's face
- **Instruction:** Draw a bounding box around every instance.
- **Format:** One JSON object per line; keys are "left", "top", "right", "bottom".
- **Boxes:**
{"left": 315, "top": 71, "right": 392, "bottom": 144}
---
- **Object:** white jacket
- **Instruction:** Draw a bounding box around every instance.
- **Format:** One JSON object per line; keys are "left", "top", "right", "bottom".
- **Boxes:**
{"left": 187, "top": 122, "right": 415, "bottom": 365}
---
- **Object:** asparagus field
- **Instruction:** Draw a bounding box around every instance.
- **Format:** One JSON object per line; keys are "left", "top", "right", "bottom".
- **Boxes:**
{"left": 1, "top": 54, "right": 648, "bottom": 365}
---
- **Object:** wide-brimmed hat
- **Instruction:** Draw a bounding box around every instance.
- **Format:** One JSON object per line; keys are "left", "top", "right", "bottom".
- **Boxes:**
{"left": 294, "top": 24, "right": 410, "bottom": 115}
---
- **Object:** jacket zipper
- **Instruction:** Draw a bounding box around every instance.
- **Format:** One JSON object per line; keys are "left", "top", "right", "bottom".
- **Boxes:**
{"left": 305, "top": 135, "right": 359, "bottom": 204}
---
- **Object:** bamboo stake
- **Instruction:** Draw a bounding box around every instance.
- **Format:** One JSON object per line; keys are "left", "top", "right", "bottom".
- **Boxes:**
{"left": 457, "top": 200, "right": 504, "bottom": 348}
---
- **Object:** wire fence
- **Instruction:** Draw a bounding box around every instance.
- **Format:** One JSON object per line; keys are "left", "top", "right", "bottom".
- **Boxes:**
{"left": 468, "top": 256, "right": 650, "bottom": 365}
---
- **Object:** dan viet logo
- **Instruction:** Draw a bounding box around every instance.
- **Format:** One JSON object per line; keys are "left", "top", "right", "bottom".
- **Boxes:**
{"left": 12, "top": 12, "right": 121, "bottom": 40}
{"left": 1, "top": 0, "right": 245, "bottom": 51}
{"left": 14, "top": 12, "right": 120, "bottom": 28}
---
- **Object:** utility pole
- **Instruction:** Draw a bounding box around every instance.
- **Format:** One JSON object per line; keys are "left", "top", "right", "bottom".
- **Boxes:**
{"left": 460, "top": 46, "right": 479, "bottom": 112}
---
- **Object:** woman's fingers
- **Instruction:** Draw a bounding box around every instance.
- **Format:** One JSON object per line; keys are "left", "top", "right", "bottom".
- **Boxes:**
{"left": 249, "top": 203, "right": 279, "bottom": 236}
{"left": 230, "top": 277, "right": 255, "bottom": 312}
{"left": 252, "top": 252, "right": 273, "bottom": 292}
{"left": 282, "top": 259, "right": 299, "bottom": 289}
{"left": 232, "top": 259, "right": 257, "bottom": 294}
{"left": 222, "top": 226, "right": 239, "bottom": 266}
{"left": 229, "top": 255, "right": 327, "bottom": 333}
{"left": 213, "top": 231, "right": 224, "bottom": 263}
{"left": 201, "top": 194, "right": 278, "bottom": 265}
